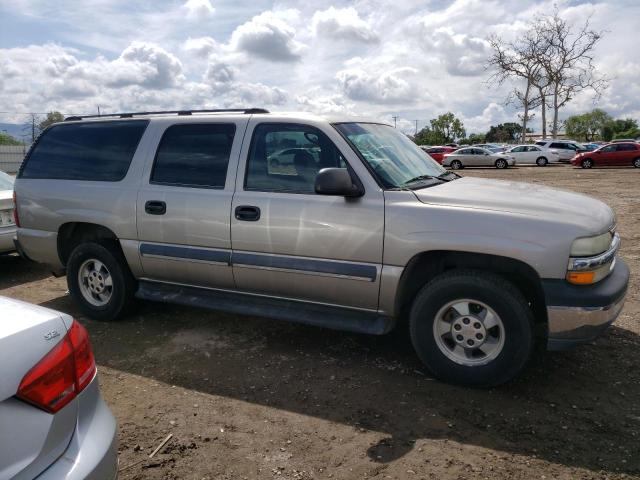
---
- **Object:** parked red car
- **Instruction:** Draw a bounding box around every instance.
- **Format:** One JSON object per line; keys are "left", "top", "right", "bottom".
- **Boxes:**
{"left": 572, "top": 142, "right": 640, "bottom": 168}
{"left": 421, "top": 146, "right": 457, "bottom": 164}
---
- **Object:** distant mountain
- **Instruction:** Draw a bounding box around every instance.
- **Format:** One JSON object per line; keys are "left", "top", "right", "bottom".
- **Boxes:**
{"left": 0, "top": 123, "right": 29, "bottom": 142}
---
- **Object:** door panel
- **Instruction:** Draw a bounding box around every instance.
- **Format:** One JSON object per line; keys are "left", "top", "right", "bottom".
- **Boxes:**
{"left": 231, "top": 119, "right": 385, "bottom": 310}
{"left": 136, "top": 119, "right": 247, "bottom": 288}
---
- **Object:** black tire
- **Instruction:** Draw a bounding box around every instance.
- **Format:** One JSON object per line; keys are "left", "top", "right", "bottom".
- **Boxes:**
{"left": 581, "top": 158, "right": 593, "bottom": 169}
{"left": 67, "top": 242, "right": 136, "bottom": 321}
{"left": 450, "top": 160, "right": 463, "bottom": 170}
{"left": 633, "top": 157, "right": 640, "bottom": 168}
{"left": 495, "top": 159, "right": 508, "bottom": 169}
{"left": 536, "top": 157, "right": 548, "bottom": 167}
{"left": 409, "top": 270, "right": 535, "bottom": 387}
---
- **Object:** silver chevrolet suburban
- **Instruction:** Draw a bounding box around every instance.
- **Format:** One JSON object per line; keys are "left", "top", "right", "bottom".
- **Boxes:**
{"left": 13, "top": 109, "right": 629, "bottom": 387}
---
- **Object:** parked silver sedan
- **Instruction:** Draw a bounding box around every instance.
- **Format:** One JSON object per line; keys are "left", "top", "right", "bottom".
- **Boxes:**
{"left": 443, "top": 147, "right": 516, "bottom": 169}
{"left": 0, "top": 296, "right": 117, "bottom": 479}
{"left": 0, "top": 171, "right": 16, "bottom": 254}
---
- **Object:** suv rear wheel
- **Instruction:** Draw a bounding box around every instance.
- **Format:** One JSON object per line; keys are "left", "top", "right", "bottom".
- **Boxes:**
{"left": 67, "top": 242, "right": 136, "bottom": 321}
{"left": 409, "top": 270, "right": 534, "bottom": 387}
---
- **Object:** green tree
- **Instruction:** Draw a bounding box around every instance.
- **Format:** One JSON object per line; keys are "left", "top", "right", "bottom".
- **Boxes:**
{"left": 430, "top": 112, "right": 466, "bottom": 143}
{"left": 564, "top": 109, "right": 612, "bottom": 141}
{"left": 414, "top": 127, "right": 445, "bottom": 146}
{"left": 602, "top": 118, "right": 639, "bottom": 141}
{"left": 485, "top": 123, "right": 523, "bottom": 143}
{"left": 38, "top": 111, "right": 65, "bottom": 133}
{"left": 0, "top": 132, "right": 24, "bottom": 146}
{"left": 467, "top": 133, "right": 486, "bottom": 144}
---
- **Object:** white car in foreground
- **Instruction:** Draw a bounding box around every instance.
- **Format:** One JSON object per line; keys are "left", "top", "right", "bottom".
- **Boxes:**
{"left": 506, "top": 145, "right": 560, "bottom": 166}
{"left": 0, "top": 296, "right": 118, "bottom": 479}
{"left": 0, "top": 171, "right": 16, "bottom": 253}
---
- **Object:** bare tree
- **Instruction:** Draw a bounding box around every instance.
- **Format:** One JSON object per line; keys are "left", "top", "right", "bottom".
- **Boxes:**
{"left": 537, "top": 11, "right": 608, "bottom": 138}
{"left": 487, "top": 27, "right": 548, "bottom": 142}
{"left": 487, "top": 10, "right": 607, "bottom": 140}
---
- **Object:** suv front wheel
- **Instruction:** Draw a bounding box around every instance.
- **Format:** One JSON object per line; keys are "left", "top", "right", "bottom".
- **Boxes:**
{"left": 409, "top": 270, "right": 534, "bottom": 387}
{"left": 67, "top": 242, "right": 136, "bottom": 321}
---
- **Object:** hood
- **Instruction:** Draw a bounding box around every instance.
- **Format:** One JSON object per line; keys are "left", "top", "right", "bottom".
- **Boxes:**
{"left": 412, "top": 177, "right": 614, "bottom": 234}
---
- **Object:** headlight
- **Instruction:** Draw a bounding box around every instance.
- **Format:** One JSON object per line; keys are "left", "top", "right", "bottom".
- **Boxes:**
{"left": 566, "top": 232, "right": 618, "bottom": 285}
{"left": 570, "top": 232, "right": 612, "bottom": 257}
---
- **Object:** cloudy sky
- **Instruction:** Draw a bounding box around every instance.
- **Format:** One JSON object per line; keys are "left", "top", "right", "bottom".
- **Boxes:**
{"left": 0, "top": 0, "right": 638, "bottom": 135}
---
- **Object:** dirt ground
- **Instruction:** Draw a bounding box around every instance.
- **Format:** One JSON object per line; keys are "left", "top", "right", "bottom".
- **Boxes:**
{"left": 2, "top": 164, "right": 639, "bottom": 480}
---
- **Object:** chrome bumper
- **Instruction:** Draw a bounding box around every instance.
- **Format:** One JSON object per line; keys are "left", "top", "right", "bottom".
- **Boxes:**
{"left": 544, "top": 258, "right": 629, "bottom": 350}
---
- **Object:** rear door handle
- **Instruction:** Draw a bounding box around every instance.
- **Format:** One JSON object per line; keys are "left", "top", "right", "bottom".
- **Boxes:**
{"left": 145, "top": 200, "right": 166, "bottom": 215}
{"left": 235, "top": 205, "right": 260, "bottom": 221}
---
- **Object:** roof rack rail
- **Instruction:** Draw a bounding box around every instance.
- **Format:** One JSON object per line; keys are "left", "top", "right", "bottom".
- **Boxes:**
{"left": 64, "top": 108, "right": 269, "bottom": 121}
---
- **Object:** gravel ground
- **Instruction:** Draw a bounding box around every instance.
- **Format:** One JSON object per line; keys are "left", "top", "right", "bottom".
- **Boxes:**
{"left": 1, "top": 163, "right": 639, "bottom": 479}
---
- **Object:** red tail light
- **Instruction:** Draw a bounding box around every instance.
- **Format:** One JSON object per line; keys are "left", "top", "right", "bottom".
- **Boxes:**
{"left": 17, "top": 320, "right": 96, "bottom": 414}
{"left": 12, "top": 191, "right": 20, "bottom": 228}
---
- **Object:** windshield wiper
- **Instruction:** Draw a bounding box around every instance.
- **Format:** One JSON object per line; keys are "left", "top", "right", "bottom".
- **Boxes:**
{"left": 402, "top": 174, "right": 444, "bottom": 186}
{"left": 437, "top": 171, "right": 460, "bottom": 180}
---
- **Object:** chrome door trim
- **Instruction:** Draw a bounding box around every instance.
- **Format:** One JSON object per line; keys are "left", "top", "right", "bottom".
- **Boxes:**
{"left": 139, "top": 242, "right": 231, "bottom": 266}
{"left": 232, "top": 251, "right": 378, "bottom": 282}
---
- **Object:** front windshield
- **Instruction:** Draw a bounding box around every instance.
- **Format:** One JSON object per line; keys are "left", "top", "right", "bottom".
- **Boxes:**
{"left": 0, "top": 171, "right": 14, "bottom": 190}
{"left": 334, "top": 123, "right": 447, "bottom": 188}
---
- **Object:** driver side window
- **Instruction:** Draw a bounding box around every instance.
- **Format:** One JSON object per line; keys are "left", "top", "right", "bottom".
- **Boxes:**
{"left": 245, "top": 123, "right": 347, "bottom": 194}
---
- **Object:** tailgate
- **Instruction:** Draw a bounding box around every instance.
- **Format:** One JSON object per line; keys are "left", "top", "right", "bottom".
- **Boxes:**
{"left": 0, "top": 297, "right": 77, "bottom": 480}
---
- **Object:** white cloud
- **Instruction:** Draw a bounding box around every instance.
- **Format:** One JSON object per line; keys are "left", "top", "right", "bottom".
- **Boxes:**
{"left": 0, "top": 0, "right": 639, "bottom": 133}
{"left": 230, "top": 10, "right": 305, "bottom": 62}
{"left": 312, "top": 7, "right": 379, "bottom": 43}
{"left": 336, "top": 66, "right": 420, "bottom": 104}
{"left": 104, "top": 42, "right": 185, "bottom": 89}
{"left": 183, "top": 37, "right": 222, "bottom": 58}
{"left": 182, "top": 0, "right": 215, "bottom": 20}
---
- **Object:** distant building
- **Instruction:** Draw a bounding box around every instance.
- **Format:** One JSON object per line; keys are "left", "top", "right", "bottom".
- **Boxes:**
{"left": 524, "top": 132, "right": 571, "bottom": 142}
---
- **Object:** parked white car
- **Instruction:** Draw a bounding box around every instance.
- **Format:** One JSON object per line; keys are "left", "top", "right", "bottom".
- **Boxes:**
{"left": 443, "top": 147, "right": 516, "bottom": 169}
{"left": 0, "top": 171, "right": 16, "bottom": 254}
{"left": 534, "top": 139, "right": 584, "bottom": 162}
{"left": 506, "top": 145, "right": 560, "bottom": 166}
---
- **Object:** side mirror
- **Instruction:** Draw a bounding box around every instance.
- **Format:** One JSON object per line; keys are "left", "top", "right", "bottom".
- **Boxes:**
{"left": 315, "top": 168, "right": 363, "bottom": 197}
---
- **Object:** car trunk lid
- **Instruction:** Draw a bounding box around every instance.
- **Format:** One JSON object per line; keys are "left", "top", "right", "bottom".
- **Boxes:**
{"left": 0, "top": 296, "right": 77, "bottom": 480}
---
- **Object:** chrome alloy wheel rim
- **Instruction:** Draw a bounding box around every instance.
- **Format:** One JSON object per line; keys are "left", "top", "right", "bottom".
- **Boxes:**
{"left": 78, "top": 259, "right": 113, "bottom": 307}
{"left": 433, "top": 299, "right": 505, "bottom": 366}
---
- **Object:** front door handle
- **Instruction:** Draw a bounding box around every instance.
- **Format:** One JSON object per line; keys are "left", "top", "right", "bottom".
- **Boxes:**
{"left": 235, "top": 205, "right": 260, "bottom": 221}
{"left": 145, "top": 200, "right": 166, "bottom": 215}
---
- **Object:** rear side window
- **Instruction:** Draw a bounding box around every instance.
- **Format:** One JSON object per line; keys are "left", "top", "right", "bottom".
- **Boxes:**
{"left": 549, "top": 142, "right": 566, "bottom": 149}
{"left": 535, "top": 141, "right": 546, "bottom": 146}
{"left": 617, "top": 143, "right": 637, "bottom": 151}
{"left": 151, "top": 123, "right": 236, "bottom": 188}
{"left": 21, "top": 120, "right": 148, "bottom": 181}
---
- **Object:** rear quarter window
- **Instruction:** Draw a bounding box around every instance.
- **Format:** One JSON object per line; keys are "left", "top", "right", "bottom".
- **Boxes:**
{"left": 20, "top": 120, "right": 148, "bottom": 181}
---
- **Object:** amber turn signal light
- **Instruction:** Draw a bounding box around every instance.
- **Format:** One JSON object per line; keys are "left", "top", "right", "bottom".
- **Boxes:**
{"left": 566, "top": 271, "right": 596, "bottom": 285}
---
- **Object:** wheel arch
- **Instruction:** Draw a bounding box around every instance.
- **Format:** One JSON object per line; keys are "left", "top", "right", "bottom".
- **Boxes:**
{"left": 394, "top": 250, "right": 548, "bottom": 326}
{"left": 57, "top": 222, "right": 122, "bottom": 266}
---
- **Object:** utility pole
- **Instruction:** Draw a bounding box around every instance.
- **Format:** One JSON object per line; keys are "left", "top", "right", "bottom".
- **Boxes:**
{"left": 392, "top": 116, "right": 398, "bottom": 128}
{"left": 97, "top": 105, "right": 101, "bottom": 116}
{"left": 414, "top": 120, "right": 418, "bottom": 136}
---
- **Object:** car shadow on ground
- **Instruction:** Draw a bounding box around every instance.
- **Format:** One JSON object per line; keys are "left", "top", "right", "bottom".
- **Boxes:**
{"left": 0, "top": 254, "right": 51, "bottom": 289}
{"left": 39, "top": 294, "right": 640, "bottom": 476}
